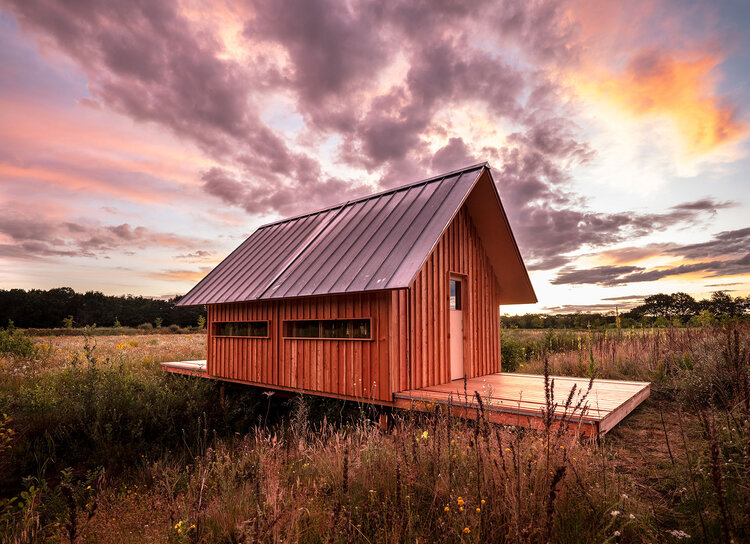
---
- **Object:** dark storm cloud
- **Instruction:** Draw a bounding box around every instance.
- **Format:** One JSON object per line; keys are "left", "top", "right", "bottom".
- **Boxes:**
{"left": 0, "top": 210, "right": 207, "bottom": 260}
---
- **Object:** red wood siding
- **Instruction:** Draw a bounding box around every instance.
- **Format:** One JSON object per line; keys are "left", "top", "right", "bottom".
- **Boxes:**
{"left": 396, "top": 205, "right": 501, "bottom": 391}
{"left": 207, "top": 292, "right": 392, "bottom": 402}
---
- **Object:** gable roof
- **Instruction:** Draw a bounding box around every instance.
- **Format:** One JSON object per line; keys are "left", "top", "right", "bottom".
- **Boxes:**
{"left": 177, "top": 163, "right": 536, "bottom": 306}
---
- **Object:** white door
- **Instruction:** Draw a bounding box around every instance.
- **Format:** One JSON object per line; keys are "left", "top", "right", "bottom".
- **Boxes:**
{"left": 449, "top": 278, "right": 464, "bottom": 380}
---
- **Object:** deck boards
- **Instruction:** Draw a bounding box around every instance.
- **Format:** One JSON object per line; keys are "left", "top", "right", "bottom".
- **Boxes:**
{"left": 161, "top": 362, "right": 649, "bottom": 436}
{"left": 161, "top": 360, "right": 207, "bottom": 376}
{"left": 394, "top": 372, "right": 650, "bottom": 436}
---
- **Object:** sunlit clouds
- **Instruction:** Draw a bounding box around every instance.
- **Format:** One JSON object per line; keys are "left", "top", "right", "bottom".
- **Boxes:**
{"left": 0, "top": 0, "right": 748, "bottom": 311}
{"left": 577, "top": 49, "right": 745, "bottom": 157}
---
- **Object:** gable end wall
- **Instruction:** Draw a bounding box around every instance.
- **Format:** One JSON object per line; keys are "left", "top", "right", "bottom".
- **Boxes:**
{"left": 399, "top": 205, "right": 501, "bottom": 391}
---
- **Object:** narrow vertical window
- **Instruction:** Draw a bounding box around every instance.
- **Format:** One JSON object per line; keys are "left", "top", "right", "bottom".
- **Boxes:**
{"left": 450, "top": 279, "right": 462, "bottom": 310}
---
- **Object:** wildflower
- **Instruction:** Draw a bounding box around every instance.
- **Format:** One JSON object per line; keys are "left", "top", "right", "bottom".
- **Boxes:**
{"left": 444, "top": 506, "right": 450, "bottom": 512}
{"left": 457, "top": 497, "right": 464, "bottom": 506}
{"left": 666, "top": 529, "right": 691, "bottom": 539}
{"left": 476, "top": 507, "right": 481, "bottom": 513}
{"left": 460, "top": 507, "right": 464, "bottom": 512}
{"left": 621, "top": 493, "right": 628, "bottom": 499}
{"left": 369, "top": 489, "right": 376, "bottom": 494}
{"left": 614, "top": 531, "right": 621, "bottom": 537}
{"left": 629, "top": 513, "right": 635, "bottom": 519}
{"left": 421, "top": 430, "right": 428, "bottom": 440}
{"left": 463, "top": 527, "right": 471, "bottom": 534}
{"left": 481, "top": 499, "right": 485, "bottom": 505}
{"left": 610, "top": 510, "right": 620, "bottom": 517}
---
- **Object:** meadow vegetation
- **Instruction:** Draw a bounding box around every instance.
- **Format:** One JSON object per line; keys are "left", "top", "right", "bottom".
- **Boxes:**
{"left": 0, "top": 321, "right": 748, "bottom": 543}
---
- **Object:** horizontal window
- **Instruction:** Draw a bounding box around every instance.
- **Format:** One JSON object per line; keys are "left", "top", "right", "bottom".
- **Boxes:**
{"left": 214, "top": 321, "right": 268, "bottom": 338}
{"left": 283, "top": 319, "right": 371, "bottom": 340}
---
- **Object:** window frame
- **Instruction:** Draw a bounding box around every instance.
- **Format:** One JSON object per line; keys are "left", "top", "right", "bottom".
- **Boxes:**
{"left": 212, "top": 320, "right": 270, "bottom": 339}
{"left": 282, "top": 318, "right": 374, "bottom": 341}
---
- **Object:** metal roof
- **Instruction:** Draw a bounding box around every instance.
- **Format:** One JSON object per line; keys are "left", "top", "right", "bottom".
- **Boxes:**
{"left": 177, "top": 162, "right": 535, "bottom": 306}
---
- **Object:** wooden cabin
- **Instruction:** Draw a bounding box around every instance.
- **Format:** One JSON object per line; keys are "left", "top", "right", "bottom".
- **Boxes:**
{"left": 166, "top": 163, "right": 650, "bottom": 436}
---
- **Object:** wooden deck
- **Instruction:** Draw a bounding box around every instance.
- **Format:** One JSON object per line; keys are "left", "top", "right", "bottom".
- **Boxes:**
{"left": 394, "top": 373, "right": 650, "bottom": 436}
{"left": 160, "top": 360, "right": 207, "bottom": 376}
{"left": 161, "top": 363, "right": 649, "bottom": 436}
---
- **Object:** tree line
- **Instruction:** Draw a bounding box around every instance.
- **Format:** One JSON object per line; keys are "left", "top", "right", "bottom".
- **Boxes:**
{"left": 0, "top": 287, "right": 205, "bottom": 329}
{"left": 501, "top": 291, "right": 749, "bottom": 329}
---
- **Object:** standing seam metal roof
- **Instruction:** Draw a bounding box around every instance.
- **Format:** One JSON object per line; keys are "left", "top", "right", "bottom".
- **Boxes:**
{"left": 177, "top": 163, "right": 489, "bottom": 305}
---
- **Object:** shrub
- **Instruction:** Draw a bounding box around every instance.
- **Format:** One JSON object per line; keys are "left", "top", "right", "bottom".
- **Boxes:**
{"left": 0, "top": 321, "right": 36, "bottom": 359}
{"left": 168, "top": 324, "right": 180, "bottom": 333}
{"left": 137, "top": 322, "right": 153, "bottom": 331}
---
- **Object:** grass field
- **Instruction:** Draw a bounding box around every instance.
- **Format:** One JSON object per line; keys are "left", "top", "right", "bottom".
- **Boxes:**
{"left": 1, "top": 324, "right": 749, "bottom": 542}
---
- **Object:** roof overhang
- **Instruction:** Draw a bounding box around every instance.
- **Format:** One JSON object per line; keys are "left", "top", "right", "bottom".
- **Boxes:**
{"left": 463, "top": 168, "right": 537, "bottom": 305}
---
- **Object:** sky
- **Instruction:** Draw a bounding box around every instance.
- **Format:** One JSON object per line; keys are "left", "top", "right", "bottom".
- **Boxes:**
{"left": 0, "top": 0, "right": 748, "bottom": 314}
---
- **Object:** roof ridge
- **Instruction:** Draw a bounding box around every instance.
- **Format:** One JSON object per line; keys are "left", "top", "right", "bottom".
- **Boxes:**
{"left": 256, "top": 162, "right": 489, "bottom": 230}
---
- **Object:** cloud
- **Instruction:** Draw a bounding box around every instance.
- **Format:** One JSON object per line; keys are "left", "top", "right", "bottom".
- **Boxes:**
{"left": 667, "top": 226, "right": 750, "bottom": 260}
{"left": 4, "top": 0, "right": 746, "bottom": 295}
{"left": 149, "top": 267, "right": 213, "bottom": 282}
{"left": 201, "top": 166, "right": 369, "bottom": 217}
{"left": 3, "top": 0, "right": 339, "bottom": 215}
{"left": 552, "top": 226, "right": 750, "bottom": 286}
{"left": 0, "top": 210, "right": 208, "bottom": 260}
{"left": 542, "top": 302, "right": 639, "bottom": 314}
{"left": 670, "top": 198, "right": 735, "bottom": 212}
{"left": 581, "top": 48, "right": 746, "bottom": 155}
{"left": 175, "top": 250, "right": 215, "bottom": 262}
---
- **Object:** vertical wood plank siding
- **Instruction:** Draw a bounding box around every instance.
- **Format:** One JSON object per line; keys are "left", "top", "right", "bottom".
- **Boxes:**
{"left": 397, "top": 205, "right": 501, "bottom": 391}
{"left": 207, "top": 292, "right": 392, "bottom": 402}
{"left": 206, "top": 204, "right": 501, "bottom": 402}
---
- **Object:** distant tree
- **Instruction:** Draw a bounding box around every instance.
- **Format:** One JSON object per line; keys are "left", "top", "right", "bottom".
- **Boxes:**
{"left": 710, "top": 291, "right": 740, "bottom": 316}
{"left": 642, "top": 294, "right": 676, "bottom": 318}
{"left": 0, "top": 287, "right": 207, "bottom": 328}
{"left": 671, "top": 292, "right": 698, "bottom": 317}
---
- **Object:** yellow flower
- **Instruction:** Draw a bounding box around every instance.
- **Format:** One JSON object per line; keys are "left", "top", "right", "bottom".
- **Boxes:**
{"left": 481, "top": 499, "right": 486, "bottom": 505}
{"left": 463, "top": 527, "right": 471, "bottom": 534}
{"left": 476, "top": 507, "right": 481, "bottom": 513}
{"left": 459, "top": 506, "right": 464, "bottom": 512}
{"left": 457, "top": 497, "right": 464, "bottom": 505}
{"left": 421, "top": 430, "right": 428, "bottom": 439}
{"left": 444, "top": 506, "right": 450, "bottom": 512}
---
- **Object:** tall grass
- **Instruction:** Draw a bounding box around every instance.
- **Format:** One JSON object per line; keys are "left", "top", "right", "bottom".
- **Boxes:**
{"left": 1, "top": 324, "right": 749, "bottom": 542}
